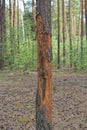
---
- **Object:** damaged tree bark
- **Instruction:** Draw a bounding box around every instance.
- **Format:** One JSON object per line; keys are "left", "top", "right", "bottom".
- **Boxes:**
{"left": 36, "top": 0, "right": 52, "bottom": 130}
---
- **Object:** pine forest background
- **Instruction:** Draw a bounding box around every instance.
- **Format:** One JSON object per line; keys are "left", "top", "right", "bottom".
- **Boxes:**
{"left": 0, "top": 0, "right": 87, "bottom": 71}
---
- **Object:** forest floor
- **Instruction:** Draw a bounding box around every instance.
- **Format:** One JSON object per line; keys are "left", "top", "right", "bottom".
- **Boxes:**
{"left": 0, "top": 70, "right": 87, "bottom": 130}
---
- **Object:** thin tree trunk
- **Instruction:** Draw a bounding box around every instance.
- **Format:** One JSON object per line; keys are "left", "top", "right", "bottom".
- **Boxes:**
{"left": 62, "top": 0, "right": 66, "bottom": 65}
{"left": 23, "top": 0, "right": 25, "bottom": 13}
{"left": 78, "top": 2, "right": 82, "bottom": 51}
{"left": 36, "top": 0, "right": 52, "bottom": 129}
{"left": 2, "top": 0, "right": 6, "bottom": 43}
{"left": 72, "top": 17, "right": 76, "bottom": 37}
{"left": 69, "top": 0, "right": 72, "bottom": 68}
{"left": 9, "top": 0, "right": 14, "bottom": 66}
{"left": 0, "top": 0, "right": 6, "bottom": 69}
{"left": 65, "top": 5, "right": 69, "bottom": 40}
{"left": 17, "top": 0, "right": 20, "bottom": 53}
{"left": 9, "top": 0, "right": 13, "bottom": 26}
{"left": 85, "top": 0, "right": 87, "bottom": 40}
{"left": 0, "top": 0, "right": 2, "bottom": 69}
{"left": 0, "top": 0, "right": 2, "bottom": 42}
{"left": 81, "top": 0, "right": 84, "bottom": 67}
{"left": 57, "top": 0, "right": 60, "bottom": 69}
{"left": 22, "top": 0, "right": 26, "bottom": 41}
{"left": 11, "top": 0, "right": 16, "bottom": 65}
{"left": 32, "top": 0, "right": 36, "bottom": 25}
{"left": 13, "top": 0, "right": 16, "bottom": 28}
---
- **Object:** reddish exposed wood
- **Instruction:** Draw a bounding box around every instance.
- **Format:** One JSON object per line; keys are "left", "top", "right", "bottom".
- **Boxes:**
{"left": 36, "top": 13, "right": 52, "bottom": 130}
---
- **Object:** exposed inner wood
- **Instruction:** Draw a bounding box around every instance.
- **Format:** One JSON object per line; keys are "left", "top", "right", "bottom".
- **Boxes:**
{"left": 36, "top": 13, "right": 52, "bottom": 129}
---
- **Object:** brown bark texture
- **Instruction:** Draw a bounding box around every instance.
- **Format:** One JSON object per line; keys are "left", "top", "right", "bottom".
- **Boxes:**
{"left": 0, "top": 0, "right": 2, "bottom": 42}
{"left": 13, "top": 0, "right": 16, "bottom": 28}
{"left": 17, "top": 0, "right": 20, "bottom": 52}
{"left": 62, "top": 0, "right": 66, "bottom": 65}
{"left": 0, "top": 0, "right": 6, "bottom": 69}
{"left": 85, "top": 0, "right": 87, "bottom": 39}
{"left": 32, "top": 0, "right": 36, "bottom": 25}
{"left": 78, "top": 1, "right": 82, "bottom": 47}
{"left": 9, "top": 0, "right": 13, "bottom": 27}
{"left": 69, "top": 0, "right": 72, "bottom": 68}
{"left": 57, "top": 0, "right": 60, "bottom": 69}
{"left": 0, "top": 0, "right": 2, "bottom": 68}
{"left": 9, "top": 0, "right": 14, "bottom": 65}
{"left": 36, "top": 0, "right": 52, "bottom": 130}
{"left": 81, "top": 0, "right": 84, "bottom": 64}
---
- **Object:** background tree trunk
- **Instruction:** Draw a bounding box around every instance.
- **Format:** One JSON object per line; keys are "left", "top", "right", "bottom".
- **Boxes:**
{"left": 36, "top": 0, "right": 52, "bottom": 129}
{"left": 9, "top": 0, "right": 14, "bottom": 66}
{"left": 81, "top": 0, "right": 84, "bottom": 67}
{"left": 0, "top": 0, "right": 2, "bottom": 69}
{"left": 57, "top": 0, "right": 60, "bottom": 69}
{"left": 32, "top": 0, "right": 36, "bottom": 25}
{"left": 0, "top": 0, "right": 6, "bottom": 69}
{"left": 17, "top": 0, "right": 20, "bottom": 53}
{"left": 13, "top": 0, "right": 16, "bottom": 28}
{"left": 69, "top": 0, "right": 72, "bottom": 68}
{"left": 62, "top": 0, "right": 66, "bottom": 65}
{"left": 85, "top": 0, "right": 87, "bottom": 40}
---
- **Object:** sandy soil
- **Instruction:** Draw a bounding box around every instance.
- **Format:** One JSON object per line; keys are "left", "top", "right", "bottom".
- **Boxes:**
{"left": 0, "top": 71, "right": 87, "bottom": 130}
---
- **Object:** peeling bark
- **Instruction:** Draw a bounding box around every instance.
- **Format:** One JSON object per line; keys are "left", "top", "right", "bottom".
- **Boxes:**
{"left": 36, "top": 0, "right": 52, "bottom": 129}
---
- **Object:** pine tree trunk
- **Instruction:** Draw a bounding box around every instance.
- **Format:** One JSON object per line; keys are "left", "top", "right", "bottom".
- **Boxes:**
{"left": 23, "top": 0, "right": 26, "bottom": 42}
{"left": 69, "top": 0, "right": 72, "bottom": 68}
{"left": 17, "top": 0, "right": 20, "bottom": 53}
{"left": 57, "top": 0, "right": 60, "bottom": 69}
{"left": 78, "top": 2, "right": 82, "bottom": 50}
{"left": 85, "top": 0, "right": 87, "bottom": 40}
{"left": 36, "top": 0, "right": 52, "bottom": 129}
{"left": 0, "top": 0, "right": 2, "bottom": 69}
{"left": 9, "top": 0, "right": 14, "bottom": 66}
{"left": 11, "top": 0, "right": 16, "bottom": 65}
{"left": 0, "top": 0, "right": 2, "bottom": 42}
{"left": 62, "top": 0, "right": 66, "bottom": 65}
{"left": 13, "top": 0, "right": 16, "bottom": 28}
{"left": 2, "top": 0, "right": 6, "bottom": 43}
{"left": 32, "top": 0, "right": 36, "bottom": 25}
{"left": 0, "top": 0, "right": 6, "bottom": 69}
{"left": 81, "top": 0, "right": 84, "bottom": 67}
{"left": 72, "top": 16, "right": 76, "bottom": 37}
